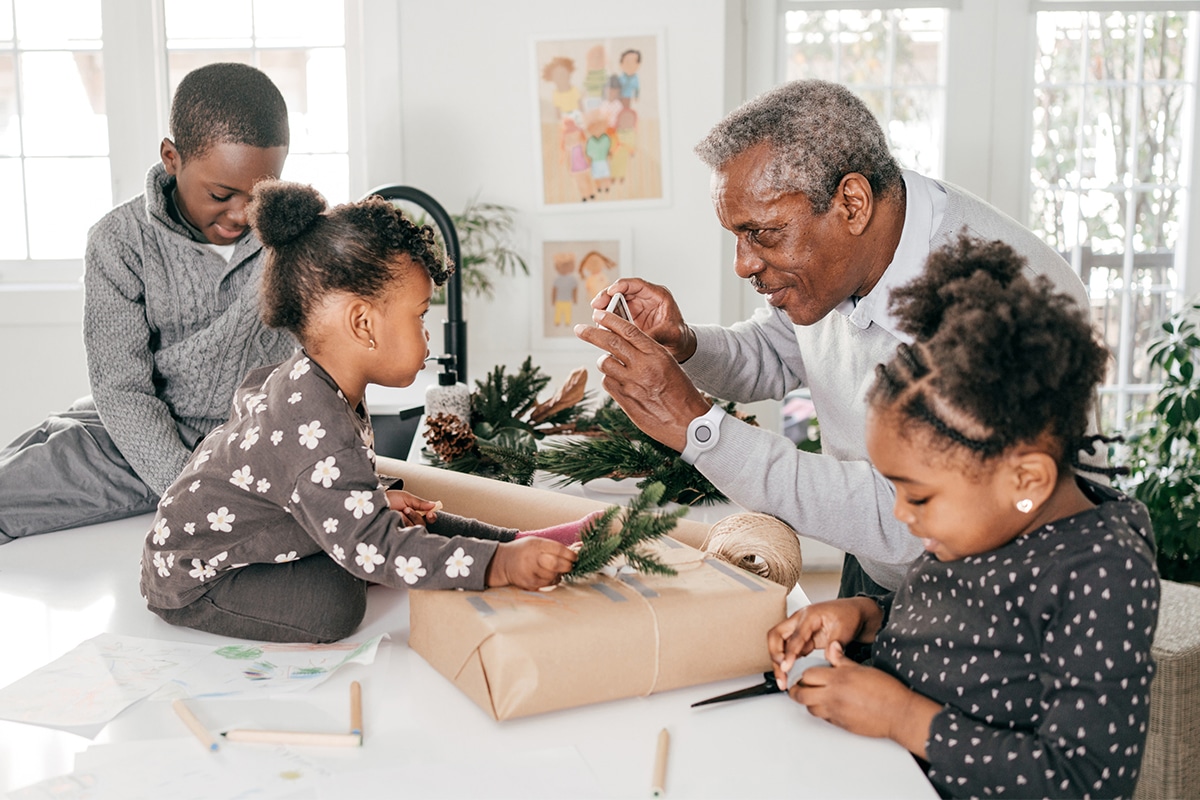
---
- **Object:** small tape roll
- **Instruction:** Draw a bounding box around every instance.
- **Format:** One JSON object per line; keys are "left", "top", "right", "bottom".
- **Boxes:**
{"left": 700, "top": 512, "right": 804, "bottom": 589}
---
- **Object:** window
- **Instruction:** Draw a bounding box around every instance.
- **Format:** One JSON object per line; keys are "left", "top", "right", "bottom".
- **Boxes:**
{"left": 0, "top": 0, "right": 353, "bottom": 280}
{"left": 1029, "top": 7, "right": 1197, "bottom": 430}
{"left": 0, "top": 0, "right": 112, "bottom": 263}
{"left": 781, "top": 3, "right": 949, "bottom": 178}
{"left": 163, "top": 0, "right": 350, "bottom": 205}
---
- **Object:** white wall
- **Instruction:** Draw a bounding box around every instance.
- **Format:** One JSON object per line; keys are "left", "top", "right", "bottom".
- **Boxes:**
{"left": 393, "top": 0, "right": 733, "bottom": 391}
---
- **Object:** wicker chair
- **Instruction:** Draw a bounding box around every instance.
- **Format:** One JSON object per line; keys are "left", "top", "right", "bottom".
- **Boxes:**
{"left": 1135, "top": 579, "right": 1200, "bottom": 799}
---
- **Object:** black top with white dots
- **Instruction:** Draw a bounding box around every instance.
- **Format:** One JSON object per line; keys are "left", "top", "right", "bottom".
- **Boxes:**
{"left": 872, "top": 478, "right": 1159, "bottom": 799}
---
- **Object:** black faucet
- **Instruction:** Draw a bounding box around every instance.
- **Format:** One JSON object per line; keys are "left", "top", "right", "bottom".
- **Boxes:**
{"left": 363, "top": 185, "right": 467, "bottom": 382}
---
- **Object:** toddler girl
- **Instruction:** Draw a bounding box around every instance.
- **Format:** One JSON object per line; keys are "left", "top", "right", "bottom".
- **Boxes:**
{"left": 768, "top": 235, "right": 1159, "bottom": 799}
{"left": 141, "top": 181, "right": 583, "bottom": 643}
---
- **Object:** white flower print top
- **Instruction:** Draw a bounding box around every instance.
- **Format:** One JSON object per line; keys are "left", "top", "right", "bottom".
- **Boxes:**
{"left": 871, "top": 479, "right": 1159, "bottom": 799}
{"left": 140, "top": 350, "right": 501, "bottom": 609}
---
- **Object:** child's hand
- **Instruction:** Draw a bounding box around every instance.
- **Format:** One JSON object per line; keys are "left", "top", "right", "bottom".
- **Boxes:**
{"left": 791, "top": 642, "right": 939, "bottom": 758}
{"left": 387, "top": 489, "right": 441, "bottom": 527}
{"left": 486, "top": 538, "right": 578, "bottom": 590}
{"left": 767, "top": 597, "right": 883, "bottom": 690}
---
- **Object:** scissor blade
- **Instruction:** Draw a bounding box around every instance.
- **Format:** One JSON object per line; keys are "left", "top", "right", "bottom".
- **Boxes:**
{"left": 690, "top": 672, "right": 782, "bottom": 707}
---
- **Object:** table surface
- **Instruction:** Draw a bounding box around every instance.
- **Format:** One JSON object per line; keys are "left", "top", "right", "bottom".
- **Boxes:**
{"left": 0, "top": 509, "right": 935, "bottom": 799}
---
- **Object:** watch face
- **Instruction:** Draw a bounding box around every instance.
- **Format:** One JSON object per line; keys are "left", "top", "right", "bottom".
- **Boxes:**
{"left": 694, "top": 423, "right": 714, "bottom": 445}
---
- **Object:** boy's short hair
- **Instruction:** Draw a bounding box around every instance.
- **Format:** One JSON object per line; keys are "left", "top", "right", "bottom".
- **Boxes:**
{"left": 169, "top": 63, "right": 290, "bottom": 162}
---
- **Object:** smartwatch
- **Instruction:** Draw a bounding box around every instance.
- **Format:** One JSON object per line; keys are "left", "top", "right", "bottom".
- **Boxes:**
{"left": 681, "top": 404, "right": 726, "bottom": 465}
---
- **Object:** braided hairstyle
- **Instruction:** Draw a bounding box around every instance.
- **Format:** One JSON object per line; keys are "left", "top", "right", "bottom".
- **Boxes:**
{"left": 867, "top": 234, "right": 1110, "bottom": 475}
{"left": 248, "top": 180, "right": 451, "bottom": 344}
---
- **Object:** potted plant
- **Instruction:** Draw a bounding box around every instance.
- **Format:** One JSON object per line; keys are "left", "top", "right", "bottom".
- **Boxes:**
{"left": 1119, "top": 296, "right": 1200, "bottom": 582}
{"left": 451, "top": 196, "right": 529, "bottom": 298}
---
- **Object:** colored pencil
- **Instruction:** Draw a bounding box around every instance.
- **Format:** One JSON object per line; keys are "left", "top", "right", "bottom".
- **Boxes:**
{"left": 172, "top": 698, "right": 218, "bottom": 752}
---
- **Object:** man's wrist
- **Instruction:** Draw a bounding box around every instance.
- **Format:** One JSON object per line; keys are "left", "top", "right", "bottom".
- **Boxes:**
{"left": 680, "top": 404, "right": 726, "bottom": 464}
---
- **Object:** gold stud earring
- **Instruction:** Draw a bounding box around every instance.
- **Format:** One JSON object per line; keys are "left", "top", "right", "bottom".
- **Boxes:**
{"left": 1016, "top": 498, "right": 1033, "bottom": 514}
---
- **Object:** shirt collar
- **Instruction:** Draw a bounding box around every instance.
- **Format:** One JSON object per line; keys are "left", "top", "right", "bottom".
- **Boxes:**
{"left": 834, "top": 170, "right": 946, "bottom": 342}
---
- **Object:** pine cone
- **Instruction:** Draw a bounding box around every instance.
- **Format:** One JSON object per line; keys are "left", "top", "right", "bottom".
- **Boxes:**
{"left": 424, "top": 413, "right": 476, "bottom": 462}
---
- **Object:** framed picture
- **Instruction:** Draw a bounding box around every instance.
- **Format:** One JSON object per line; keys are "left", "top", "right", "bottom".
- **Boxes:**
{"left": 531, "top": 31, "right": 668, "bottom": 210}
{"left": 534, "top": 230, "right": 632, "bottom": 348}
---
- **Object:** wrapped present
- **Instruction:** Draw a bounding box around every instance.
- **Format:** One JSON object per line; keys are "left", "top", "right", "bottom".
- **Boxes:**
{"left": 409, "top": 536, "right": 787, "bottom": 721}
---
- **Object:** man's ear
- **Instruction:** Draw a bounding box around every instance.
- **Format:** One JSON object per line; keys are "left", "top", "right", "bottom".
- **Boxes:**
{"left": 160, "top": 138, "right": 181, "bottom": 176}
{"left": 837, "top": 173, "right": 874, "bottom": 236}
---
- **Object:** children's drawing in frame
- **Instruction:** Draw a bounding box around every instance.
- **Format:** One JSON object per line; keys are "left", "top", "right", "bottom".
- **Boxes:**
{"left": 533, "top": 32, "right": 667, "bottom": 210}
{"left": 536, "top": 232, "right": 631, "bottom": 348}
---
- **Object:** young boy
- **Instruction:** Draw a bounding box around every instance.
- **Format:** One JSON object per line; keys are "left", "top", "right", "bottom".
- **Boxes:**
{"left": 0, "top": 62, "right": 294, "bottom": 543}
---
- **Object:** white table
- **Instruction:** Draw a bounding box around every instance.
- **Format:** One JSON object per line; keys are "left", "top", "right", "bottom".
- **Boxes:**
{"left": 0, "top": 510, "right": 935, "bottom": 799}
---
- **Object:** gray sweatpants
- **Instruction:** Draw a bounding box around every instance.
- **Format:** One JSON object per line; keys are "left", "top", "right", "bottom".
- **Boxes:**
{"left": 0, "top": 397, "right": 160, "bottom": 543}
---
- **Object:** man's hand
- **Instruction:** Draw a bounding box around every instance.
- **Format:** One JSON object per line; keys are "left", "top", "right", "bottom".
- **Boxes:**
{"left": 574, "top": 308, "right": 712, "bottom": 452}
{"left": 486, "top": 538, "right": 578, "bottom": 590}
{"left": 588, "top": 278, "right": 696, "bottom": 363}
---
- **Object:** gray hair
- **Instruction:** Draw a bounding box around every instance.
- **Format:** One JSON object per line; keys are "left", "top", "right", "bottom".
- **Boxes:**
{"left": 694, "top": 80, "right": 902, "bottom": 214}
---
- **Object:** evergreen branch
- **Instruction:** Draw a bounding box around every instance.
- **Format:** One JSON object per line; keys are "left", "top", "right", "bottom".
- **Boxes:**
{"left": 565, "top": 482, "right": 683, "bottom": 581}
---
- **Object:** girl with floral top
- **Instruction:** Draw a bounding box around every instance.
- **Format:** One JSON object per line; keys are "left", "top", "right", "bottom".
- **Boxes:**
{"left": 141, "top": 181, "right": 583, "bottom": 643}
{"left": 767, "top": 235, "right": 1159, "bottom": 799}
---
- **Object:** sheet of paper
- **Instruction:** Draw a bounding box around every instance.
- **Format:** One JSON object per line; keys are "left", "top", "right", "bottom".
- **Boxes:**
{"left": 0, "top": 634, "right": 210, "bottom": 736}
{"left": 10, "top": 737, "right": 333, "bottom": 800}
{"left": 162, "top": 635, "right": 384, "bottom": 698}
{"left": 0, "top": 634, "right": 384, "bottom": 737}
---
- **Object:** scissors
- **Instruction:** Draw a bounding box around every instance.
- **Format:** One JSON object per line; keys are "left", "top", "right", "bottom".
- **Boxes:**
{"left": 691, "top": 671, "right": 784, "bottom": 707}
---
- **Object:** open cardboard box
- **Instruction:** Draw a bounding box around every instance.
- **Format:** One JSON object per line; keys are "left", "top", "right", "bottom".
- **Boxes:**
{"left": 375, "top": 457, "right": 788, "bottom": 721}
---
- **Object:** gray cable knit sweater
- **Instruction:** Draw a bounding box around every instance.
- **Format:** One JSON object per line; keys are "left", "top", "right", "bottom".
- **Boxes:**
{"left": 82, "top": 163, "right": 296, "bottom": 495}
{"left": 683, "top": 173, "right": 1093, "bottom": 590}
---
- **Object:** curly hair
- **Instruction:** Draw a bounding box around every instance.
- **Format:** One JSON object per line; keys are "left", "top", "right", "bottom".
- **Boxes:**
{"left": 867, "top": 234, "right": 1109, "bottom": 473}
{"left": 694, "top": 80, "right": 902, "bottom": 214}
{"left": 169, "top": 63, "right": 289, "bottom": 162}
{"left": 249, "top": 181, "right": 451, "bottom": 342}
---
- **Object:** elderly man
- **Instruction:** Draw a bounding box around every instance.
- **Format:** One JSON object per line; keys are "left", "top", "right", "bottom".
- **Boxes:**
{"left": 575, "top": 79, "right": 1092, "bottom": 596}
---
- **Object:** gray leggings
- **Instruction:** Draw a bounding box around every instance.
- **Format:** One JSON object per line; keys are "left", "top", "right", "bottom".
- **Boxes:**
{"left": 0, "top": 397, "right": 160, "bottom": 543}
{"left": 148, "top": 512, "right": 516, "bottom": 643}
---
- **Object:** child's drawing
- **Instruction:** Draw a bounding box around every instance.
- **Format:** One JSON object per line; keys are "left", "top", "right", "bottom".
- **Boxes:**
{"left": 534, "top": 33, "right": 666, "bottom": 209}
{"left": 538, "top": 236, "right": 627, "bottom": 345}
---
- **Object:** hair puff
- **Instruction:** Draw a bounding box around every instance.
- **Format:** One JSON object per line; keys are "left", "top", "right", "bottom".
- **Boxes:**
{"left": 249, "top": 180, "right": 326, "bottom": 249}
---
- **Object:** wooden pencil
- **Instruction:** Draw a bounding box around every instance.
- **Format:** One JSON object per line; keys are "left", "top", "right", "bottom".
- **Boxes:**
{"left": 223, "top": 728, "right": 363, "bottom": 747}
{"left": 651, "top": 727, "right": 670, "bottom": 797}
{"left": 172, "top": 698, "right": 218, "bottom": 752}
{"left": 350, "top": 680, "right": 363, "bottom": 737}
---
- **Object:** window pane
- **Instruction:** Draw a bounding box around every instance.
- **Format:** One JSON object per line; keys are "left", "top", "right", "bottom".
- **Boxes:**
{"left": 20, "top": 51, "right": 106, "bottom": 156}
{"left": 888, "top": 87, "right": 941, "bottom": 176}
{"left": 24, "top": 156, "right": 109, "bottom": 259}
{"left": 163, "top": 0, "right": 252, "bottom": 44}
{"left": 784, "top": 10, "right": 838, "bottom": 82}
{"left": 0, "top": 157, "right": 26, "bottom": 259}
{"left": 166, "top": 50, "right": 254, "bottom": 99}
{"left": 1035, "top": 12, "right": 1084, "bottom": 85}
{"left": 282, "top": 153, "right": 348, "bottom": 206}
{"left": 0, "top": 0, "right": 12, "bottom": 42}
{"left": 1139, "top": 83, "right": 1186, "bottom": 187}
{"left": 13, "top": 0, "right": 100, "bottom": 48}
{"left": 260, "top": 48, "right": 347, "bottom": 153}
{"left": 253, "top": 0, "right": 343, "bottom": 46}
{"left": 0, "top": 53, "right": 18, "bottom": 156}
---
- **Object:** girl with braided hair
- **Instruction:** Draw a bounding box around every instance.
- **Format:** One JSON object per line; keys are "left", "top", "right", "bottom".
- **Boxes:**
{"left": 140, "top": 181, "right": 588, "bottom": 643}
{"left": 768, "top": 234, "right": 1159, "bottom": 798}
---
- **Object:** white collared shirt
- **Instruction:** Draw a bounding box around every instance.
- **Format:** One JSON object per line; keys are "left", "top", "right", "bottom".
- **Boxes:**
{"left": 833, "top": 170, "right": 947, "bottom": 343}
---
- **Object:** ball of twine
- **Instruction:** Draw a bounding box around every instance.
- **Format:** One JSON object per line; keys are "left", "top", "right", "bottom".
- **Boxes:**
{"left": 700, "top": 512, "right": 804, "bottom": 589}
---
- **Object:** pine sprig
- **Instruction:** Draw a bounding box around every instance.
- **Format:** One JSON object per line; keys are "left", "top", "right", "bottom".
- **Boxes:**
{"left": 472, "top": 356, "right": 552, "bottom": 428}
{"left": 538, "top": 398, "right": 731, "bottom": 506}
{"left": 566, "top": 482, "right": 686, "bottom": 581}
